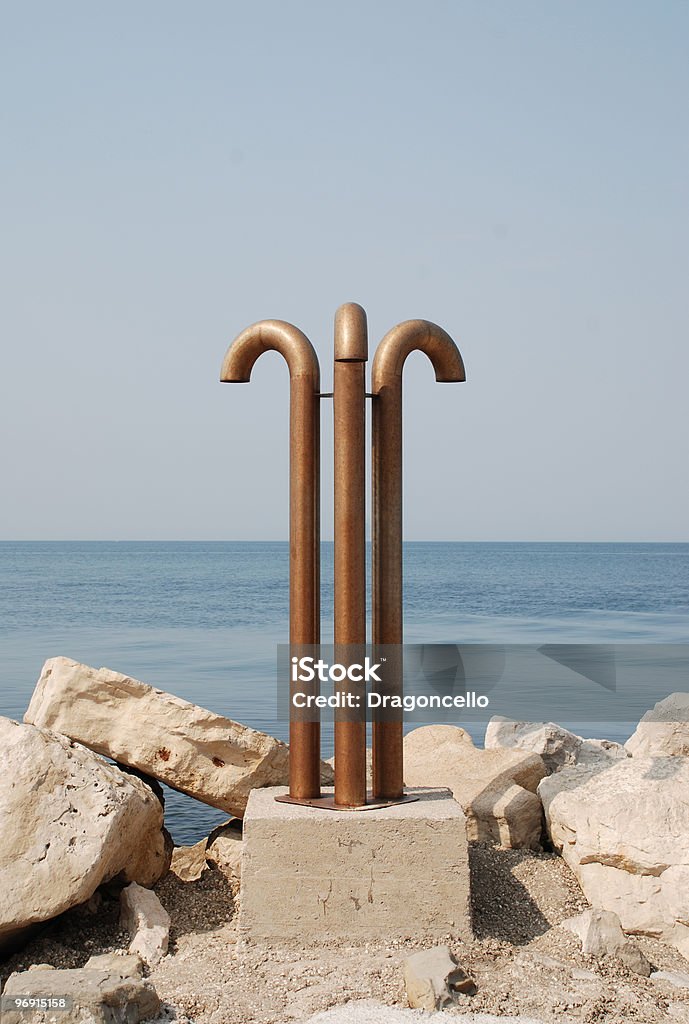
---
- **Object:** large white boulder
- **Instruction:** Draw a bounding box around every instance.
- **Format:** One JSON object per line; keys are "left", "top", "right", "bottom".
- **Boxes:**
{"left": 25, "top": 657, "right": 332, "bottom": 817}
{"left": 539, "top": 756, "right": 689, "bottom": 957}
{"left": 0, "top": 717, "right": 170, "bottom": 952}
{"left": 626, "top": 693, "right": 689, "bottom": 757}
{"left": 404, "top": 725, "right": 546, "bottom": 849}
{"left": 485, "top": 718, "right": 583, "bottom": 773}
{"left": 485, "top": 718, "right": 629, "bottom": 775}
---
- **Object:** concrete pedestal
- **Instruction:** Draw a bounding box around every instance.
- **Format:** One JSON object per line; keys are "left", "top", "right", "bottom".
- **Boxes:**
{"left": 239, "top": 786, "right": 471, "bottom": 943}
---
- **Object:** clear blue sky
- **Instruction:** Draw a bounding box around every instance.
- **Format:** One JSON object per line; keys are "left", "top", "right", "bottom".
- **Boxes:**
{"left": 1, "top": 1, "right": 687, "bottom": 540}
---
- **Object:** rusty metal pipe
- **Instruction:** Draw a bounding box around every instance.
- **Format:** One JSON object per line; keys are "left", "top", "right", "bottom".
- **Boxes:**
{"left": 220, "top": 320, "right": 321, "bottom": 800}
{"left": 371, "top": 320, "right": 466, "bottom": 799}
{"left": 333, "top": 303, "right": 368, "bottom": 807}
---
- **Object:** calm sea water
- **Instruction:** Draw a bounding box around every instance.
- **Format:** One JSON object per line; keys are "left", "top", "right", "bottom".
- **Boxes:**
{"left": 1, "top": 542, "right": 688, "bottom": 843}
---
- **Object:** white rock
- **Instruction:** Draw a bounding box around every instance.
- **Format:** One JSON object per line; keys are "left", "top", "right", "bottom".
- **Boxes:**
{"left": 561, "top": 908, "right": 650, "bottom": 975}
{"left": 562, "top": 907, "right": 627, "bottom": 955}
{"left": 0, "top": 717, "right": 169, "bottom": 952}
{"left": 540, "top": 756, "right": 689, "bottom": 958}
{"left": 206, "top": 819, "right": 243, "bottom": 882}
{"left": 626, "top": 693, "right": 689, "bottom": 757}
{"left": 26, "top": 657, "right": 332, "bottom": 817}
{"left": 2, "top": 963, "right": 159, "bottom": 1024}
{"left": 84, "top": 952, "right": 144, "bottom": 976}
{"left": 403, "top": 945, "right": 475, "bottom": 1010}
{"left": 570, "top": 966, "right": 600, "bottom": 982}
{"left": 652, "top": 970, "right": 689, "bottom": 989}
{"left": 170, "top": 820, "right": 243, "bottom": 884}
{"left": 120, "top": 881, "right": 170, "bottom": 966}
{"left": 170, "top": 838, "right": 209, "bottom": 882}
{"left": 485, "top": 718, "right": 582, "bottom": 774}
{"left": 485, "top": 719, "right": 630, "bottom": 775}
{"left": 576, "top": 738, "right": 630, "bottom": 766}
{"left": 404, "top": 725, "right": 546, "bottom": 849}
{"left": 616, "top": 940, "right": 652, "bottom": 976}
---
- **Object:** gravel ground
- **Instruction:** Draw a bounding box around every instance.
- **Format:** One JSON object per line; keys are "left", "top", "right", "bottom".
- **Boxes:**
{"left": 304, "top": 1004, "right": 545, "bottom": 1023}
{"left": 3, "top": 842, "right": 689, "bottom": 1024}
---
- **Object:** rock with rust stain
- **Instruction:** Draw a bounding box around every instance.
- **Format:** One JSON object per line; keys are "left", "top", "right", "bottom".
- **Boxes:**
{"left": 26, "top": 657, "right": 334, "bottom": 817}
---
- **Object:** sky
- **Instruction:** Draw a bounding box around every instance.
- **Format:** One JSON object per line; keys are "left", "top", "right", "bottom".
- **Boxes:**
{"left": 1, "top": 1, "right": 687, "bottom": 541}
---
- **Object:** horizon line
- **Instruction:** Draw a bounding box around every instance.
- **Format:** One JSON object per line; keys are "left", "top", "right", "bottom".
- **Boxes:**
{"left": 1, "top": 539, "right": 688, "bottom": 545}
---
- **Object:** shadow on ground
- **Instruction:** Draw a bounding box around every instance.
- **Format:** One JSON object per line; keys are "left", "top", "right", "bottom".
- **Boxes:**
{"left": 155, "top": 869, "right": 236, "bottom": 947}
{"left": 470, "top": 841, "right": 556, "bottom": 944}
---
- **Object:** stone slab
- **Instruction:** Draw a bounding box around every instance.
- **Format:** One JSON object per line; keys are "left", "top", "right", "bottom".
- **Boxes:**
{"left": 239, "top": 786, "right": 470, "bottom": 943}
{"left": 26, "top": 657, "right": 336, "bottom": 817}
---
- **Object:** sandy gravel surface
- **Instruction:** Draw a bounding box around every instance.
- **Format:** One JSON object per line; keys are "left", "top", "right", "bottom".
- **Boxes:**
{"left": 3, "top": 843, "right": 689, "bottom": 1024}
{"left": 304, "top": 1004, "right": 545, "bottom": 1023}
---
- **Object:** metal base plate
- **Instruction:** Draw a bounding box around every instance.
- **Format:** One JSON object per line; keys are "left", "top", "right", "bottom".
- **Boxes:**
{"left": 274, "top": 792, "right": 419, "bottom": 812}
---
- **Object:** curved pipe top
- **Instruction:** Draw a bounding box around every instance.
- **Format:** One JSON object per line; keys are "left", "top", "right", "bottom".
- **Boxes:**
{"left": 220, "top": 319, "right": 320, "bottom": 385}
{"left": 334, "top": 302, "right": 368, "bottom": 363}
{"left": 371, "top": 319, "right": 465, "bottom": 391}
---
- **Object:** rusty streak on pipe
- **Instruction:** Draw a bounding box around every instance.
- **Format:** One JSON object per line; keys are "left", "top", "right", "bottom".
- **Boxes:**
{"left": 220, "top": 320, "right": 322, "bottom": 800}
{"left": 333, "top": 303, "right": 368, "bottom": 808}
{"left": 371, "top": 321, "right": 466, "bottom": 800}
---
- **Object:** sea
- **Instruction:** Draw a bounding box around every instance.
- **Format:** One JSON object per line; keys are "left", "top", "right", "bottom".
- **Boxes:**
{"left": 1, "top": 541, "right": 688, "bottom": 844}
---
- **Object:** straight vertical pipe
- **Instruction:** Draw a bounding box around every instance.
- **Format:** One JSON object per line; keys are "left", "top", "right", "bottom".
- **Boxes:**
{"left": 333, "top": 303, "right": 368, "bottom": 808}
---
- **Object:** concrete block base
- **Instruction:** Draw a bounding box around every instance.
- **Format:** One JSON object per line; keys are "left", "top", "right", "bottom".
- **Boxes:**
{"left": 239, "top": 786, "right": 471, "bottom": 944}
